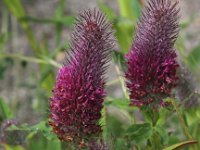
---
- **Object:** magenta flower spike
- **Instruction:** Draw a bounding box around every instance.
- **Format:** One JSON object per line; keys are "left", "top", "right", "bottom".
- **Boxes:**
{"left": 49, "top": 9, "right": 114, "bottom": 142}
{"left": 125, "top": 0, "right": 180, "bottom": 108}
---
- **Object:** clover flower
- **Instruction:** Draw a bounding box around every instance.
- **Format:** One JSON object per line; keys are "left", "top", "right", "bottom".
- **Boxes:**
{"left": 125, "top": 0, "right": 180, "bottom": 108}
{"left": 49, "top": 9, "right": 114, "bottom": 143}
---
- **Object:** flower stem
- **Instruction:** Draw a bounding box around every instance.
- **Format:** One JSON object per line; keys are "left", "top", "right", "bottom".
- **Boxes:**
{"left": 171, "top": 98, "right": 193, "bottom": 140}
{"left": 114, "top": 65, "right": 129, "bottom": 99}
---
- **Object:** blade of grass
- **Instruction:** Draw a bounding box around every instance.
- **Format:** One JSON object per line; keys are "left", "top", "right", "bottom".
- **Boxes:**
{"left": 163, "top": 140, "right": 198, "bottom": 150}
{"left": 3, "top": 0, "right": 40, "bottom": 55}
{"left": 0, "top": 53, "right": 61, "bottom": 68}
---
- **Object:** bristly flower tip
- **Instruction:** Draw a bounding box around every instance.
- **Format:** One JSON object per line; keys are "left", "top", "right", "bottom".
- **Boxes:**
{"left": 49, "top": 9, "right": 114, "bottom": 143}
{"left": 125, "top": 0, "right": 180, "bottom": 109}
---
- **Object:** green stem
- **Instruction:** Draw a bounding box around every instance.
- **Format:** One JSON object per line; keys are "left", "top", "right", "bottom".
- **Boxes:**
{"left": 0, "top": 53, "right": 61, "bottom": 68}
{"left": 171, "top": 99, "right": 193, "bottom": 140}
{"left": 101, "top": 106, "right": 107, "bottom": 139}
{"left": 114, "top": 65, "right": 129, "bottom": 99}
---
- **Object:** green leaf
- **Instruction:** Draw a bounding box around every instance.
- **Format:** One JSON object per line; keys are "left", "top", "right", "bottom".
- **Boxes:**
{"left": 117, "top": 0, "right": 141, "bottom": 20}
{"left": 113, "top": 17, "right": 134, "bottom": 53}
{"left": 163, "top": 140, "right": 198, "bottom": 150}
{"left": 62, "top": 16, "right": 75, "bottom": 26}
{"left": 154, "top": 125, "right": 169, "bottom": 145}
{"left": 54, "top": 0, "right": 65, "bottom": 19}
{"left": 114, "top": 138, "right": 128, "bottom": 150}
{"left": 125, "top": 123, "right": 153, "bottom": 144}
{"left": 8, "top": 121, "right": 57, "bottom": 140}
{"left": 0, "top": 97, "right": 14, "bottom": 120}
{"left": 141, "top": 108, "right": 159, "bottom": 126}
{"left": 106, "top": 115, "right": 126, "bottom": 138}
{"left": 47, "top": 139, "right": 61, "bottom": 150}
{"left": 3, "top": 0, "right": 25, "bottom": 18}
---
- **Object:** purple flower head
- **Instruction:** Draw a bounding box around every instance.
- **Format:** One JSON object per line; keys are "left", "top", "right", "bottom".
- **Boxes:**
{"left": 125, "top": 0, "right": 180, "bottom": 108}
{"left": 49, "top": 9, "right": 114, "bottom": 143}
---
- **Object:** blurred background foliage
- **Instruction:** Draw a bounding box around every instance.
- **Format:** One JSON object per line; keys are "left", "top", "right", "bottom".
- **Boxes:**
{"left": 0, "top": 0, "right": 200, "bottom": 149}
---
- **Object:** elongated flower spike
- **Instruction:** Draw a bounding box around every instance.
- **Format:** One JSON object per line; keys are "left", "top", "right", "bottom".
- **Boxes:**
{"left": 125, "top": 0, "right": 180, "bottom": 109}
{"left": 49, "top": 9, "right": 114, "bottom": 143}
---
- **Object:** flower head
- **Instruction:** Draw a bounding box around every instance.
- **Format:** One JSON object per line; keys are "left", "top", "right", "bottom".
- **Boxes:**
{"left": 49, "top": 9, "right": 114, "bottom": 143}
{"left": 125, "top": 0, "right": 180, "bottom": 108}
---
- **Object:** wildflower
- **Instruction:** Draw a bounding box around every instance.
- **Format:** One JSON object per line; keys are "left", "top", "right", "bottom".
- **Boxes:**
{"left": 125, "top": 0, "right": 180, "bottom": 108}
{"left": 49, "top": 9, "right": 114, "bottom": 143}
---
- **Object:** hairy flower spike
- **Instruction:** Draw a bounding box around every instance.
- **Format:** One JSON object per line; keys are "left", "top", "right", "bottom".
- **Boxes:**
{"left": 125, "top": 0, "right": 180, "bottom": 108}
{"left": 49, "top": 9, "right": 114, "bottom": 143}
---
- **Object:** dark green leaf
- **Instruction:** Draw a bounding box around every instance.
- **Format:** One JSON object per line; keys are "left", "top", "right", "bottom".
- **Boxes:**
{"left": 114, "top": 138, "right": 128, "bottom": 150}
{"left": 154, "top": 125, "right": 169, "bottom": 145}
{"left": 125, "top": 123, "right": 153, "bottom": 144}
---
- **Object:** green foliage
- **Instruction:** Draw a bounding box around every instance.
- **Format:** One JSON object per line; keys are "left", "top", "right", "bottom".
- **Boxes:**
{"left": 125, "top": 123, "right": 153, "bottom": 144}
{"left": 0, "top": 144, "right": 25, "bottom": 150}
